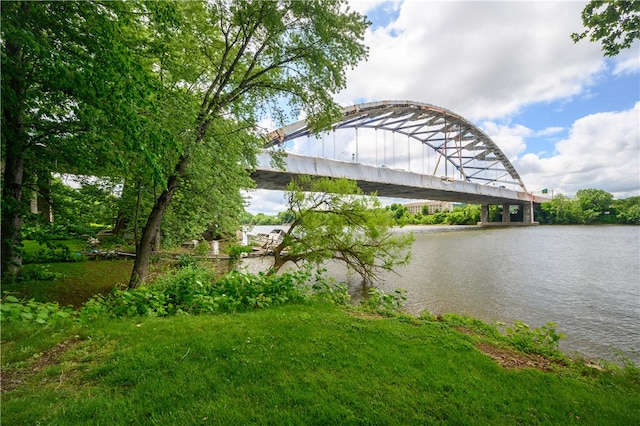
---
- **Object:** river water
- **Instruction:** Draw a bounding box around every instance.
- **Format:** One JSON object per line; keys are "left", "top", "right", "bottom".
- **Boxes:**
{"left": 244, "top": 225, "right": 640, "bottom": 363}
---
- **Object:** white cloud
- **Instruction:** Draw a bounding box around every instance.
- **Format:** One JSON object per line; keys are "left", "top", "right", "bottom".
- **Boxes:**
{"left": 480, "top": 121, "right": 530, "bottom": 161}
{"left": 351, "top": 0, "right": 400, "bottom": 15}
{"left": 515, "top": 102, "right": 640, "bottom": 198}
{"left": 339, "top": 1, "right": 605, "bottom": 120}
{"left": 535, "top": 127, "right": 565, "bottom": 137}
{"left": 242, "top": 189, "right": 287, "bottom": 215}
{"left": 611, "top": 43, "right": 640, "bottom": 75}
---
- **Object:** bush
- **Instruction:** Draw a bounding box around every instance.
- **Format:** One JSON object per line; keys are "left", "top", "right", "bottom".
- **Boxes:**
{"left": 86, "top": 266, "right": 311, "bottom": 318}
{"left": 22, "top": 241, "right": 84, "bottom": 264}
{"left": 505, "top": 320, "right": 565, "bottom": 357}
{"left": 11, "top": 265, "right": 64, "bottom": 282}
{"left": 177, "top": 254, "right": 197, "bottom": 268}
{"left": 153, "top": 265, "right": 217, "bottom": 312}
{"left": 0, "top": 294, "right": 76, "bottom": 324}
{"left": 225, "top": 244, "right": 254, "bottom": 271}
{"left": 310, "top": 268, "right": 351, "bottom": 305}
{"left": 362, "top": 287, "right": 407, "bottom": 314}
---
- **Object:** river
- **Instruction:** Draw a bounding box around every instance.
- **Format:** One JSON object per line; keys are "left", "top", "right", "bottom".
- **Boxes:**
{"left": 244, "top": 225, "right": 640, "bottom": 364}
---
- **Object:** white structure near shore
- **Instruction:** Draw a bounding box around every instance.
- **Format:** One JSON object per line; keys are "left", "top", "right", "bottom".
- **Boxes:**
{"left": 403, "top": 201, "right": 453, "bottom": 215}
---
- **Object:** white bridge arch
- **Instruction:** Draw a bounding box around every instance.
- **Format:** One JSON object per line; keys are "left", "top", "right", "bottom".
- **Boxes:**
{"left": 252, "top": 100, "right": 547, "bottom": 223}
{"left": 266, "top": 100, "right": 526, "bottom": 191}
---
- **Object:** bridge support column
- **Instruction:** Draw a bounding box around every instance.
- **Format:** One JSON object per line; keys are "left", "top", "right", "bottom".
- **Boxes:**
{"left": 502, "top": 204, "right": 511, "bottom": 223}
{"left": 481, "top": 204, "right": 489, "bottom": 224}
{"left": 521, "top": 201, "right": 537, "bottom": 224}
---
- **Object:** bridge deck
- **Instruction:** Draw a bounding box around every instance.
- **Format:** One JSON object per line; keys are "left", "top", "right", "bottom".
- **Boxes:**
{"left": 251, "top": 151, "right": 549, "bottom": 205}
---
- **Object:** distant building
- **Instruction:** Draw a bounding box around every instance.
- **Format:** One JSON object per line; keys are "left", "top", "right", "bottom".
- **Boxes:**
{"left": 404, "top": 201, "right": 453, "bottom": 215}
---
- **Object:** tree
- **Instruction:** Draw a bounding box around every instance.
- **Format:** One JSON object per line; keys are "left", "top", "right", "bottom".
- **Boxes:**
{"left": 127, "top": 0, "right": 369, "bottom": 287}
{"left": 1, "top": 1, "right": 158, "bottom": 277}
{"left": 618, "top": 203, "right": 640, "bottom": 224}
{"left": 571, "top": 1, "right": 640, "bottom": 56}
{"left": 277, "top": 210, "right": 296, "bottom": 224}
{"left": 269, "top": 177, "right": 414, "bottom": 285}
{"left": 575, "top": 188, "right": 614, "bottom": 223}
{"left": 614, "top": 196, "right": 640, "bottom": 224}
{"left": 445, "top": 204, "right": 481, "bottom": 225}
{"left": 540, "top": 194, "right": 582, "bottom": 224}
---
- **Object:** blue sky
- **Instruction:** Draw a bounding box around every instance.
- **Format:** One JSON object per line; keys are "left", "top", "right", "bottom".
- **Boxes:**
{"left": 511, "top": 61, "right": 639, "bottom": 155}
{"left": 246, "top": 0, "right": 639, "bottom": 214}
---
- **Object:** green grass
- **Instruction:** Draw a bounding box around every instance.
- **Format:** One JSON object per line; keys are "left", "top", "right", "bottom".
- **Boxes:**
{"left": 2, "top": 261, "right": 133, "bottom": 307}
{"left": 2, "top": 303, "right": 638, "bottom": 425}
{"left": 22, "top": 239, "right": 87, "bottom": 256}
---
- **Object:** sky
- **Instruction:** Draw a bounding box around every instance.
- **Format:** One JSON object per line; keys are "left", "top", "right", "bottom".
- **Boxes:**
{"left": 244, "top": 0, "right": 639, "bottom": 215}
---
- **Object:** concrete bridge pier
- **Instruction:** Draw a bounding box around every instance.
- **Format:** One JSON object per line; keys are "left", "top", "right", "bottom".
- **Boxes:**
{"left": 502, "top": 203, "right": 511, "bottom": 224}
{"left": 522, "top": 201, "right": 534, "bottom": 224}
{"left": 478, "top": 201, "right": 537, "bottom": 226}
{"left": 481, "top": 204, "right": 489, "bottom": 224}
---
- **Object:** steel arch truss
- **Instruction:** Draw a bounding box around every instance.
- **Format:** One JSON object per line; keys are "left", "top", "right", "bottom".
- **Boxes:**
{"left": 266, "top": 100, "right": 527, "bottom": 192}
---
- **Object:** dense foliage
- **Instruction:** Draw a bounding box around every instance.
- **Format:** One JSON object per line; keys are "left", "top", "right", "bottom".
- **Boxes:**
{"left": 538, "top": 189, "right": 640, "bottom": 224}
{"left": 384, "top": 203, "right": 482, "bottom": 226}
{"left": 1, "top": 264, "right": 407, "bottom": 322}
{"left": 1, "top": 0, "right": 370, "bottom": 287}
{"left": 572, "top": 0, "right": 640, "bottom": 56}
{"left": 1, "top": 1, "right": 158, "bottom": 276}
{"left": 269, "top": 177, "right": 415, "bottom": 283}
{"left": 125, "top": 0, "right": 369, "bottom": 287}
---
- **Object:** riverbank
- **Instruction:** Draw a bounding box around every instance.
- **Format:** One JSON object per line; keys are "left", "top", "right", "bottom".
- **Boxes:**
{"left": 393, "top": 224, "right": 480, "bottom": 234}
{"left": 306, "top": 225, "right": 640, "bottom": 365}
{"left": 2, "top": 302, "right": 638, "bottom": 424}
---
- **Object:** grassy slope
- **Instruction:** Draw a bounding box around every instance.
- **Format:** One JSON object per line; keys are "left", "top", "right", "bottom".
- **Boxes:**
{"left": 2, "top": 302, "right": 638, "bottom": 425}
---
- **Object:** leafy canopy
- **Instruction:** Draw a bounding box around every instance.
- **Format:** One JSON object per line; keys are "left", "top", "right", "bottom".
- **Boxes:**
{"left": 127, "top": 0, "right": 370, "bottom": 286}
{"left": 270, "top": 177, "right": 414, "bottom": 284}
{"left": 572, "top": 1, "right": 640, "bottom": 56}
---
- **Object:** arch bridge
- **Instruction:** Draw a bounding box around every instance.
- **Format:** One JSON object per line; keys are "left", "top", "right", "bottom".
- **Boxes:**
{"left": 251, "top": 100, "right": 548, "bottom": 225}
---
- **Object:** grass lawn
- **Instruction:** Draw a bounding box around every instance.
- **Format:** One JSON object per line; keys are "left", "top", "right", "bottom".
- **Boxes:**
{"left": 2, "top": 302, "right": 639, "bottom": 425}
{"left": 2, "top": 261, "right": 134, "bottom": 308}
{"left": 22, "top": 239, "right": 88, "bottom": 254}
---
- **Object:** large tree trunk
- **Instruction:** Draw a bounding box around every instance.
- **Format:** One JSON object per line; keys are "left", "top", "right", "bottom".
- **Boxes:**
{"left": 128, "top": 155, "right": 188, "bottom": 288}
{"left": 1, "top": 34, "right": 27, "bottom": 278}
{"left": 1, "top": 143, "right": 25, "bottom": 277}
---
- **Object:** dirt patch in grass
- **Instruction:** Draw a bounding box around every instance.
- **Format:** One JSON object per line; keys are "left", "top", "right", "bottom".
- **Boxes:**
{"left": 347, "top": 310, "right": 388, "bottom": 320}
{"left": 475, "top": 341, "right": 555, "bottom": 372}
{"left": 449, "top": 324, "right": 559, "bottom": 372}
{"left": 1, "top": 339, "right": 79, "bottom": 393}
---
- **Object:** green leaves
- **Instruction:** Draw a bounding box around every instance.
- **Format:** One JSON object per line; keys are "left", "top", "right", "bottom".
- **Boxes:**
{"left": 505, "top": 320, "right": 566, "bottom": 357}
{"left": 272, "top": 177, "right": 414, "bottom": 284}
{"left": 0, "top": 293, "right": 75, "bottom": 325}
{"left": 571, "top": 1, "right": 640, "bottom": 57}
{"left": 89, "top": 267, "right": 310, "bottom": 317}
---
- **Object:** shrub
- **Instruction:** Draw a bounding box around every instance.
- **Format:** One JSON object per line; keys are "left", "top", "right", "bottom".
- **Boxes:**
{"left": 225, "top": 244, "right": 254, "bottom": 271}
{"left": 310, "top": 269, "right": 351, "bottom": 305}
{"left": 87, "top": 266, "right": 310, "bottom": 318}
{"left": 11, "top": 265, "right": 64, "bottom": 282}
{"left": 153, "top": 265, "right": 217, "bottom": 313}
{"left": 23, "top": 241, "right": 84, "bottom": 264}
{"left": 1, "top": 294, "right": 76, "bottom": 324}
{"left": 177, "top": 254, "right": 197, "bottom": 268}
{"left": 505, "top": 320, "right": 565, "bottom": 357}
{"left": 362, "top": 287, "right": 407, "bottom": 314}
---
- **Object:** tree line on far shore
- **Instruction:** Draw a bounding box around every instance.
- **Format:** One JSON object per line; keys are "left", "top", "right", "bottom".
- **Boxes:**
{"left": 242, "top": 188, "right": 640, "bottom": 226}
